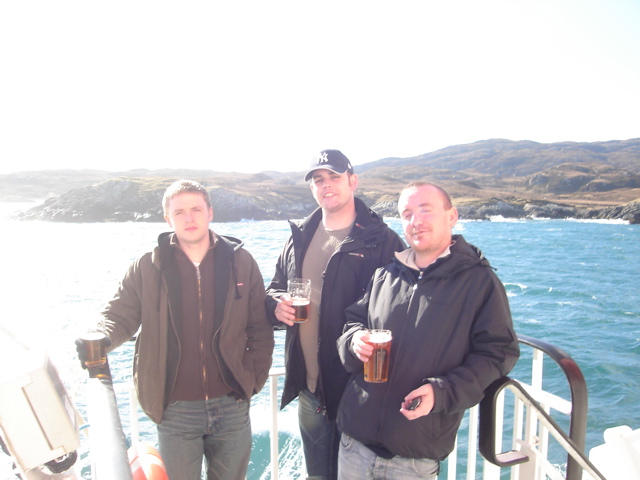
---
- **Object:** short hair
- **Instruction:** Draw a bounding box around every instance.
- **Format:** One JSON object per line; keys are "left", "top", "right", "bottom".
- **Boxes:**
{"left": 400, "top": 182, "right": 453, "bottom": 210}
{"left": 162, "top": 179, "right": 211, "bottom": 215}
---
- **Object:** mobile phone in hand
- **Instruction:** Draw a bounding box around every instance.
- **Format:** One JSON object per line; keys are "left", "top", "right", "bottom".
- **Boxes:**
{"left": 407, "top": 396, "right": 421, "bottom": 411}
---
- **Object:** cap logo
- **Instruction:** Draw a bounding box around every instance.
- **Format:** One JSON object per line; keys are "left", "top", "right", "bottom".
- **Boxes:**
{"left": 318, "top": 152, "right": 330, "bottom": 164}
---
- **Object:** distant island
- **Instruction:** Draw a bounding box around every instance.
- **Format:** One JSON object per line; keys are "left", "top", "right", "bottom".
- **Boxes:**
{"left": 2, "top": 138, "right": 639, "bottom": 223}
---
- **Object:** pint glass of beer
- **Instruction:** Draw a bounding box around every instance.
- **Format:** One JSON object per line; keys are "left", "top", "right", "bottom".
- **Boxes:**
{"left": 288, "top": 278, "right": 311, "bottom": 323}
{"left": 80, "top": 331, "right": 108, "bottom": 368}
{"left": 363, "top": 329, "right": 392, "bottom": 383}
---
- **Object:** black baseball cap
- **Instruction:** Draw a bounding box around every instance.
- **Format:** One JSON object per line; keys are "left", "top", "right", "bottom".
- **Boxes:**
{"left": 304, "top": 149, "right": 354, "bottom": 182}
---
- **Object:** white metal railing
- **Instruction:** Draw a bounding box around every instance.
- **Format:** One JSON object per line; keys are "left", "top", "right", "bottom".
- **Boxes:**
{"left": 493, "top": 381, "right": 605, "bottom": 480}
{"left": 116, "top": 340, "right": 588, "bottom": 480}
{"left": 267, "top": 367, "right": 285, "bottom": 480}
{"left": 478, "top": 335, "right": 607, "bottom": 480}
{"left": 118, "top": 371, "right": 492, "bottom": 479}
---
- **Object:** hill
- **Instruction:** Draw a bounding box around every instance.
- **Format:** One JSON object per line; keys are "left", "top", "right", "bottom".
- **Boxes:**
{"left": 357, "top": 138, "right": 640, "bottom": 204}
{"left": 360, "top": 138, "right": 640, "bottom": 176}
{"left": 3, "top": 138, "right": 640, "bottom": 223}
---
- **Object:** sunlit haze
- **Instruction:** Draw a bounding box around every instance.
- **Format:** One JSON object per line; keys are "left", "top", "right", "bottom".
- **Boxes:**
{"left": 1, "top": 0, "right": 638, "bottom": 175}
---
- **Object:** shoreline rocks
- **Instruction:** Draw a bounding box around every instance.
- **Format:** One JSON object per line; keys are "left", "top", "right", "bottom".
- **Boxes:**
{"left": 372, "top": 199, "right": 640, "bottom": 224}
{"left": 11, "top": 178, "right": 640, "bottom": 224}
{"left": 12, "top": 178, "right": 317, "bottom": 223}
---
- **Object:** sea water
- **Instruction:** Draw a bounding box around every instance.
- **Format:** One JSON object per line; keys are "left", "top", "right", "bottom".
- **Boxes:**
{"left": 0, "top": 202, "right": 638, "bottom": 479}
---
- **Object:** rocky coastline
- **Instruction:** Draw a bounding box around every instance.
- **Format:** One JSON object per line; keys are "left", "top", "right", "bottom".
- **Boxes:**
{"left": 5, "top": 139, "right": 640, "bottom": 224}
{"left": 12, "top": 177, "right": 640, "bottom": 224}
{"left": 372, "top": 199, "right": 640, "bottom": 223}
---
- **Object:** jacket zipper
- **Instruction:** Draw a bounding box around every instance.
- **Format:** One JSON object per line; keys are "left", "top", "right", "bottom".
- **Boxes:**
{"left": 196, "top": 265, "right": 208, "bottom": 400}
{"left": 378, "top": 269, "right": 423, "bottom": 442}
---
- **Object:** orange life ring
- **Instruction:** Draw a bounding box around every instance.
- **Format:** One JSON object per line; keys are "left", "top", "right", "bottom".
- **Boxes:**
{"left": 128, "top": 443, "right": 169, "bottom": 480}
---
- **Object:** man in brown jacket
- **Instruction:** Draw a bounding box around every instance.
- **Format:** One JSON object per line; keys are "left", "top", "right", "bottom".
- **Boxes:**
{"left": 79, "top": 179, "right": 274, "bottom": 480}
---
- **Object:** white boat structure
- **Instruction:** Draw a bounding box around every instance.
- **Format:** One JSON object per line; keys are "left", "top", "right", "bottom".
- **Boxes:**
{"left": 1, "top": 334, "right": 639, "bottom": 480}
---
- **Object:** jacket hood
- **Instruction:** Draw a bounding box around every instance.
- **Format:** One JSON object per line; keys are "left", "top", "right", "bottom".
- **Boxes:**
{"left": 215, "top": 234, "right": 244, "bottom": 251}
{"left": 287, "top": 197, "right": 395, "bottom": 277}
{"left": 290, "top": 197, "right": 390, "bottom": 242}
{"left": 394, "top": 234, "right": 491, "bottom": 280}
{"left": 155, "top": 231, "right": 244, "bottom": 263}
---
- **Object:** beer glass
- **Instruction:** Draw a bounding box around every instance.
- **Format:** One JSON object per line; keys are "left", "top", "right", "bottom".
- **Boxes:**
{"left": 288, "top": 278, "right": 311, "bottom": 323}
{"left": 363, "top": 329, "right": 392, "bottom": 383}
{"left": 80, "top": 331, "right": 108, "bottom": 368}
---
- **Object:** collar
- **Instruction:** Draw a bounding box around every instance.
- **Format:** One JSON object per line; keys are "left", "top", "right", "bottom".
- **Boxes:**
{"left": 169, "top": 230, "right": 218, "bottom": 250}
{"left": 395, "top": 243, "right": 453, "bottom": 270}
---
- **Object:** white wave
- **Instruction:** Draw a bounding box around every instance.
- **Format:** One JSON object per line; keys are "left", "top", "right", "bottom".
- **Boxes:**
{"left": 258, "top": 435, "right": 304, "bottom": 480}
{"left": 250, "top": 403, "right": 301, "bottom": 437}
{"left": 504, "top": 283, "right": 528, "bottom": 297}
{"left": 574, "top": 218, "right": 629, "bottom": 225}
{"left": 529, "top": 216, "right": 630, "bottom": 225}
{"left": 488, "top": 215, "right": 526, "bottom": 223}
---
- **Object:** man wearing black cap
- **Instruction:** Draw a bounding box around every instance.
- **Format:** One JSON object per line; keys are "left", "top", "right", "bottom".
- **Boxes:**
{"left": 265, "top": 149, "right": 405, "bottom": 480}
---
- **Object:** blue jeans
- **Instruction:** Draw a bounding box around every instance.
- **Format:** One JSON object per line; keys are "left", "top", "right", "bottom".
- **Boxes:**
{"left": 298, "top": 388, "right": 340, "bottom": 480}
{"left": 157, "top": 396, "right": 251, "bottom": 480}
{"left": 338, "top": 433, "right": 439, "bottom": 480}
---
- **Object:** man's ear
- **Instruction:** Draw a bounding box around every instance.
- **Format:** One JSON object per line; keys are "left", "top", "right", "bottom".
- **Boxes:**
{"left": 349, "top": 173, "right": 359, "bottom": 190}
{"left": 449, "top": 207, "right": 459, "bottom": 226}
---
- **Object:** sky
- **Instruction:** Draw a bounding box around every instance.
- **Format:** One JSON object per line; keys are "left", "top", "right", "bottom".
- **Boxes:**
{"left": 1, "top": 0, "right": 639, "bottom": 175}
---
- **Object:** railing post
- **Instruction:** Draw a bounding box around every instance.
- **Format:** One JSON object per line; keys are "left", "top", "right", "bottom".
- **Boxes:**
{"left": 467, "top": 405, "right": 478, "bottom": 480}
{"left": 267, "top": 367, "right": 286, "bottom": 480}
{"left": 269, "top": 373, "right": 280, "bottom": 480}
{"left": 84, "top": 361, "right": 133, "bottom": 480}
{"left": 129, "top": 388, "right": 139, "bottom": 446}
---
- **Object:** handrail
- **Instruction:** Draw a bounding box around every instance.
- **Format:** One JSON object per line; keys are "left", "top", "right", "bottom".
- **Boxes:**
{"left": 518, "top": 333, "right": 589, "bottom": 461}
{"left": 479, "top": 334, "right": 592, "bottom": 480}
{"left": 478, "top": 377, "right": 529, "bottom": 467}
{"left": 479, "top": 377, "right": 606, "bottom": 480}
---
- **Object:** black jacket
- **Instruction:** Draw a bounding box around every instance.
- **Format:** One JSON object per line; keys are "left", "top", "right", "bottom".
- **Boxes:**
{"left": 337, "top": 235, "right": 520, "bottom": 460}
{"left": 265, "top": 198, "right": 405, "bottom": 419}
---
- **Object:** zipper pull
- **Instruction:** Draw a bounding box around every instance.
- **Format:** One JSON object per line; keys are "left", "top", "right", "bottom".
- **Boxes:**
{"left": 414, "top": 270, "right": 424, "bottom": 290}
